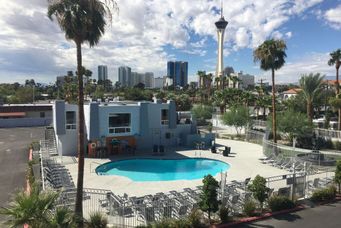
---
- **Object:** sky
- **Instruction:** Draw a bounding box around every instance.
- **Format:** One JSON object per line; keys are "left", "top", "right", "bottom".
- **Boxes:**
{"left": 0, "top": 0, "right": 341, "bottom": 85}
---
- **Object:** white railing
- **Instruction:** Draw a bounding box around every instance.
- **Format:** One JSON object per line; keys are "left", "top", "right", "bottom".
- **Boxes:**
{"left": 315, "top": 128, "right": 341, "bottom": 139}
{"left": 90, "top": 161, "right": 102, "bottom": 173}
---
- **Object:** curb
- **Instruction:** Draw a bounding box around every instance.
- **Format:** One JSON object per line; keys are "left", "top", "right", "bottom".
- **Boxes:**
{"left": 213, "top": 205, "right": 305, "bottom": 227}
{"left": 24, "top": 148, "right": 33, "bottom": 228}
{"left": 214, "top": 196, "right": 341, "bottom": 227}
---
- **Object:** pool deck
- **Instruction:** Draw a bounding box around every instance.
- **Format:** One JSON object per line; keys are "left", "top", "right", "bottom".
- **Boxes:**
{"left": 63, "top": 139, "right": 289, "bottom": 197}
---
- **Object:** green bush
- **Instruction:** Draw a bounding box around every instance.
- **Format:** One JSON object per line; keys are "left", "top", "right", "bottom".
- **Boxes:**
{"left": 268, "top": 196, "right": 295, "bottom": 212}
{"left": 316, "top": 137, "right": 333, "bottom": 149}
{"left": 219, "top": 206, "right": 229, "bottom": 223}
{"left": 311, "top": 186, "right": 337, "bottom": 202}
{"left": 243, "top": 200, "right": 256, "bottom": 216}
{"left": 188, "top": 209, "right": 205, "bottom": 228}
{"left": 333, "top": 141, "right": 341, "bottom": 151}
{"left": 149, "top": 218, "right": 191, "bottom": 228}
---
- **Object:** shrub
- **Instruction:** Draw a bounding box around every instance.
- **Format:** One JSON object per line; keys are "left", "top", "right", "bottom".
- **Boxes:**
{"left": 316, "top": 137, "right": 333, "bottom": 149}
{"left": 199, "top": 175, "right": 219, "bottom": 222}
{"left": 311, "top": 186, "right": 337, "bottom": 202}
{"left": 219, "top": 206, "right": 229, "bottom": 223}
{"left": 333, "top": 141, "right": 341, "bottom": 151}
{"left": 188, "top": 209, "right": 205, "bottom": 228}
{"left": 248, "top": 175, "right": 270, "bottom": 212}
{"left": 85, "top": 212, "right": 108, "bottom": 228}
{"left": 150, "top": 218, "right": 191, "bottom": 228}
{"left": 243, "top": 200, "right": 256, "bottom": 216}
{"left": 268, "top": 196, "right": 295, "bottom": 212}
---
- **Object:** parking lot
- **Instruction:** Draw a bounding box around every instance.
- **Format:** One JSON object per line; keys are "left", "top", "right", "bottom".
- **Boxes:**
{"left": 0, "top": 127, "right": 44, "bottom": 211}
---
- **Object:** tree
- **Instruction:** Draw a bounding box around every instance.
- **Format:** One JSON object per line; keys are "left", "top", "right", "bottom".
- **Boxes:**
{"left": 85, "top": 212, "right": 108, "bottom": 228}
{"left": 328, "top": 49, "right": 341, "bottom": 129}
{"left": 48, "top": 0, "right": 117, "bottom": 224}
{"left": 175, "top": 94, "right": 191, "bottom": 111}
{"left": 221, "top": 105, "right": 251, "bottom": 135}
{"left": 93, "top": 85, "right": 105, "bottom": 101}
{"left": 248, "top": 175, "right": 270, "bottom": 212}
{"left": 254, "top": 39, "right": 287, "bottom": 143}
{"left": 0, "top": 186, "right": 65, "bottom": 228}
{"left": 272, "top": 109, "right": 313, "bottom": 143}
{"left": 191, "top": 105, "right": 213, "bottom": 125}
{"left": 199, "top": 175, "right": 219, "bottom": 222}
{"left": 299, "top": 73, "right": 324, "bottom": 122}
{"left": 213, "top": 89, "right": 228, "bottom": 113}
{"left": 335, "top": 160, "right": 341, "bottom": 194}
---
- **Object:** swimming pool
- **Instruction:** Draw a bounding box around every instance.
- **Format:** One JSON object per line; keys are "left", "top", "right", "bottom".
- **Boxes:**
{"left": 96, "top": 158, "right": 230, "bottom": 181}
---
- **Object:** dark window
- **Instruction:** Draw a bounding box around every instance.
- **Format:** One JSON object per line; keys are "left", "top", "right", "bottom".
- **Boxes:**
{"left": 108, "top": 113, "right": 131, "bottom": 134}
{"left": 40, "top": 112, "right": 45, "bottom": 118}
{"left": 161, "top": 109, "right": 169, "bottom": 125}
{"left": 66, "top": 111, "right": 76, "bottom": 129}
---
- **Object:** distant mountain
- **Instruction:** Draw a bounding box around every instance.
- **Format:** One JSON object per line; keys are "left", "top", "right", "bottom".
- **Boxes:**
{"left": 324, "top": 75, "right": 336, "bottom": 80}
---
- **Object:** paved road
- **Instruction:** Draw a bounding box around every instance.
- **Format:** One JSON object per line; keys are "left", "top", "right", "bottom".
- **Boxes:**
{"left": 0, "top": 127, "right": 44, "bottom": 208}
{"left": 238, "top": 201, "right": 341, "bottom": 228}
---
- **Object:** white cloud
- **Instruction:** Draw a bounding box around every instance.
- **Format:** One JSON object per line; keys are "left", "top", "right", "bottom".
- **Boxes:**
{"left": 235, "top": 27, "right": 250, "bottom": 48}
{"left": 0, "top": 0, "right": 324, "bottom": 83}
{"left": 324, "top": 5, "right": 341, "bottom": 30}
{"left": 257, "top": 52, "right": 335, "bottom": 83}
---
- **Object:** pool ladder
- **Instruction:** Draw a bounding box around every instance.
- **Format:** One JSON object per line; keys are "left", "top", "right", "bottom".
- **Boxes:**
{"left": 90, "top": 161, "right": 102, "bottom": 173}
{"left": 195, "top": 151, "right": 202, "bottom": 157}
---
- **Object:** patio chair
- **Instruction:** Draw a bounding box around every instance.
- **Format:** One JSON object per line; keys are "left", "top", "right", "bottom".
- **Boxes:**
{"left": 277, "top": 187, "right": 291, "bottom": 198}
{"left": 159, "top": 145, "right": 165, "bottom": 155}
{"left": 222, "top": 146, "right": 230, "bottom": 157}
{"left": 280, "top": 158, "right": 293, "bottom": 169}
{"left": 153, "top": 145, "right": 158, "bottom": 156}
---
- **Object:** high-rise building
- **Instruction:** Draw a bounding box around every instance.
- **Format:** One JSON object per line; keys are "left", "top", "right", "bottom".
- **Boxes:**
{"left": 167, "top": 61, "right": 188, "bottom": 87}
{"left": 98, "top": 65, "right": 108, "bottom": 81}
{"left": 215, "top": 2, "right": 228, "bottom": 88}
{"left": 154, "top": 77, "right": 164, "bottom": 88}
{"left": 144, "top": 72, "right": 154, "bottom": 88}
{"left": 118, "top": 66, "right": 131, "bottom": 87}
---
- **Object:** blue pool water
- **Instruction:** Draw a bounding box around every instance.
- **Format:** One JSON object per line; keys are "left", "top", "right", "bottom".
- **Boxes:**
{"left": 96, "top": 158, "right": 230, "bottom": 181}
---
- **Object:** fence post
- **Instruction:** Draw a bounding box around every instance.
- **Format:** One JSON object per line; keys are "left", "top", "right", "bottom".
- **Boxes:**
{"left": 292, "top": 163, "right": 296, "bottom": 201}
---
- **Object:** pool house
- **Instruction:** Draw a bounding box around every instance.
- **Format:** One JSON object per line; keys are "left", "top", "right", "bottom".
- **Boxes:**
{"left": 53, "top": 99, "right": 213, "bottom": 156}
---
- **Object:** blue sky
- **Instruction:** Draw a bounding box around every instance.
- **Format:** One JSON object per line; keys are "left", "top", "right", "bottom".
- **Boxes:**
{"left": 0, "top": 0, "right": 340, "bottom": 84}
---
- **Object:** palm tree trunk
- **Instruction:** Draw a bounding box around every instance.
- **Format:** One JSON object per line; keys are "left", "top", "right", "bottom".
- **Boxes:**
{"left": 271, "top": 68, "right": 277, "bottom": 143}
{"left": 307, "top": 100, "right": 313, "bottom": 122}
{"left": 337, "top": 67, "right": 341, "bottom": 130}
{"left": 75, "top": 41, "right": 85, "bottom": 226}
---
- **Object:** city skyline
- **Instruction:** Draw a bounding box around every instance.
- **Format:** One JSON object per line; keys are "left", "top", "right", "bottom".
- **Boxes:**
{"left": 0, "top": 0, "right": 341, "bottom": 84}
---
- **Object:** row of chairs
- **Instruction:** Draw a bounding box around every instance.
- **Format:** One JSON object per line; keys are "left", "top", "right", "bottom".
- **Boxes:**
{"left": 43, "top": 158, "right": 75, "bottom": 190}
{"left": 261, "top": 153, "right": 314, "bottom": 173}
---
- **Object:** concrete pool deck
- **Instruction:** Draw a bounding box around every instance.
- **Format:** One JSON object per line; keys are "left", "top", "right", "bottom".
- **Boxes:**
{"left": 63, "top": 139, "right": 289, "bottom": 197}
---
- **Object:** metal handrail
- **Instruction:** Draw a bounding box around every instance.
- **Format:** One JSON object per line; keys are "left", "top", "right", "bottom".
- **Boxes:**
{"left": 90, "top": 161, "right": 102, "bottom": 173}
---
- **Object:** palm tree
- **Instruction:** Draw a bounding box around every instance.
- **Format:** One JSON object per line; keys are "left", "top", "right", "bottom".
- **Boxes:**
{"left": 85, "top": 212, "right": 108, "bottom": 228}
{"left": 197, "top": 71, "right": 206, "bottom": 89}
{"left": 214, "top": 77, "right": 220, "bottom": 89}
{"left": 48, "top": 0, "right": 117, "bottom": 223}
{"left": 229, "top": 75, "right": 241, "bottom": 89}
{"left": 328, "top": 49, "right": 341, "bottom": 129}
{"left": 0, "top": 186, "right": 61, "bottom": 228}
{"left": 213, "top": 90, "right": 227, "bottom": 114}
{"left": 299, "top": 73, "right": 324, "bottom": 122}
{"left": 254, "top": 39, "right": 287, "bottom": 143}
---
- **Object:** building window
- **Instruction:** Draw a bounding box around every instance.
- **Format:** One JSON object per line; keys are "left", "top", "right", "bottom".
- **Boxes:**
{"left": 40, "top": 112, "right": 45, "bottom": 118}
{"left": 108, "top": 113, "right": 131, "bottom": 134}
{"left": 161, "top": 109, "right": 169, "bottom": 125}
{"left": 66, "top": 111, "right": 76, "bottom": 130}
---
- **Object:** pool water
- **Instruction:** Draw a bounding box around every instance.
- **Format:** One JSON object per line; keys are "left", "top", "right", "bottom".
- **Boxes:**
{"left": 96, "top": 158, "right": 230, "bottom": 181}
